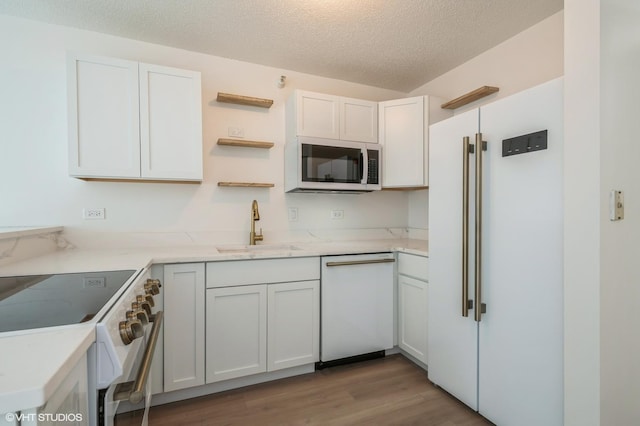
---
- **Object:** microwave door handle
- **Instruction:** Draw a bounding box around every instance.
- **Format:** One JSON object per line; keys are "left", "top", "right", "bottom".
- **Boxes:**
{"left": 361, "top": 150, "right": 368, "bottom": 184}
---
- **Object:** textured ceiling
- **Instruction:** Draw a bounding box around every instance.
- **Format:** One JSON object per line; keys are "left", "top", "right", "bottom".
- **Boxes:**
{"left": 0, "top": 0, "right": 563, "bottom": 92}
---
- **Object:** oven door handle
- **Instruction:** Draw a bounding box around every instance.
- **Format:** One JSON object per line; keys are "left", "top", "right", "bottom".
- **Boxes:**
{"left": 114, "top": 310, "right": 163, "bottom": 405}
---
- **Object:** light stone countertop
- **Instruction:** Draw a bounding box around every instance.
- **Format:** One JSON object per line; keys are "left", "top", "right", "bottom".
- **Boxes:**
{"left": 0, "top": 226, "right": 63, "bottom": 240}
{"left": 0, "top": 237, "right": 427, "bottom": 414}
{"left": 0, "top": 238, "right": 427, "bottom": 277}
{"left": 0, "top": 325, "right": 95, "bottom": 414}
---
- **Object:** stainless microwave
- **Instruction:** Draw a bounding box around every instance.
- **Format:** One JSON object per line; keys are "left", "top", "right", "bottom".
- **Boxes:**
{"left": 284, "top": 137, "right": 381, "bottom": 193}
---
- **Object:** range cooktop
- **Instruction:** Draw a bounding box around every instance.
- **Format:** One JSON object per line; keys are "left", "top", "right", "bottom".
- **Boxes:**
{"left": 0, "top": 270, "right": 137, "bottom": 333}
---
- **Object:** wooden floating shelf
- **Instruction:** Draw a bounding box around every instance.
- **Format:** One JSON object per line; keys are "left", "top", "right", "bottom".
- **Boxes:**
{"left": 217, "top": 138, "right": 274, "bottom": 149}
{"left": 441, "top": 86, "right": 499, "bottom": 110}
{"left": 216, "top": 92, "right": 273, "bottom": 108}
{"left": 218, "top": 182, "right": 275, "bottom": 188}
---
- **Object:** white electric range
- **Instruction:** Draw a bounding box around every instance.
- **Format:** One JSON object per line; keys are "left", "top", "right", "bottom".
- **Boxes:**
{"left": 0, "top": 268, "right": 163, "bottom": 426}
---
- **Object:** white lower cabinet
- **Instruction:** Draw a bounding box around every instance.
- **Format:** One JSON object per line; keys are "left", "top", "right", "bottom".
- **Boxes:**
{"left": 397, "top": 253, "right": 429, "bottom": 364}
{"left": 205, "top": 258, "right": 320, "bottom": 384}
{"left": 267, "top": 281, "right": 320, "bottom": 371}
{"left": 205, "top": 280, "right": 320, "bottom": 383}
{"left": 205, "top": 284, "right": 268, "bottom": 383}
{"left": 6, "top": 353, "right": 89, "bottom": 426}
{"left": 163, "top": 263, "right": 205, "bottom": 392}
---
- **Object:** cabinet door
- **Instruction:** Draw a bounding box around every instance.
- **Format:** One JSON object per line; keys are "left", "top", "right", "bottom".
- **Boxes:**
{"left": 296, "top": 91, "right": 340, "bottom": 139}
{"left": 25, "top": 353, "right": 88, "bottom": 425}
{"left": 379, "top": 97, "right": 425, "bottom": 187}
{"left": 163, "top": 263, "right": 205, "bottom": 392}
{"left": 68, "top": 54, "right": 140, "bottom": 178}
{"left": 267, "top": 281, "right": 320, "bottom": 371}
{"left": 340, "top": 97, "right": 378, "bottom": 143}
{"left": 139, "top": 64, "right": 202, "bottom": 181}
{"left": 398, "top": 274, "right": 428, "bottom": 364}
{"left": 206, "top": 285, "right": 267, "bottom": 383}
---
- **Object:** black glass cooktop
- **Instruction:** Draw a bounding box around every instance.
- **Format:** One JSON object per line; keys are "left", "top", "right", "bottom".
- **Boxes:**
{"left": 0, "top": 270, "right": 137, "bottom": 333}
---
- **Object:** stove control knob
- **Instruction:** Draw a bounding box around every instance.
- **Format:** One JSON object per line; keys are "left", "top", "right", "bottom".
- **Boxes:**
{"left": 145, "top": 282, "right": 160, "bottom": 295}
{"left": 136, "top": 294, "right": 155, "bottom": 308}
{"left": 132, "top": 301, "right": 152, "bottom": 317}
{"left": 119, "top": 319, "right": 144, "bottom": 345}
{"left": 146, "top": 278, "right": 162, "bottom": 289}
{"left": 126, "top": 309, "right": 149, "bottom": 325}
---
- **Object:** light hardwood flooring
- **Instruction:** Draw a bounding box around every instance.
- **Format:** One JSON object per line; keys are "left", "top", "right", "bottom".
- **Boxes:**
{"left": 116, "top": 354, "right": 492, "bottom": 425}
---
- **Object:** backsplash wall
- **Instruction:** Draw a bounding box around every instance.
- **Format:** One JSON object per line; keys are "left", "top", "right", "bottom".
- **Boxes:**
{"left": 0, "top": 14, "right": 411, "bottom": 244}
{"left": 0, "top": 12, "right": 563, "bottom": 245}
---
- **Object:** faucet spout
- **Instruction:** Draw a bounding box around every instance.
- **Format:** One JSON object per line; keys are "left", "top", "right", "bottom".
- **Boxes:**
{"left": 251, "top": 200, "right": 260, "bottom": 221}
{"left": 250, "top": 200, "right": 263, "bottom": 245}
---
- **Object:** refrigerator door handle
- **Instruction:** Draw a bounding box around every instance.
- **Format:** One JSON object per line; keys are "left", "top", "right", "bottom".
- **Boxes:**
{"left": 462, "top": 136, "right": 472, "bottom": 317}
{"left": 475, "top": 133, "right": 486, "bottom": 322}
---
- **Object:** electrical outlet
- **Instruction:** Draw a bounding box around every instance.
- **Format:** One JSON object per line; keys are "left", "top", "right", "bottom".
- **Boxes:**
{"left": 288, "top": 207, "right": 298, "bottom": 222}
{"left": 228, "top": 126, "right": 244, "bottom": 138}
{"left": 83, "top": 208, "right": 105, "bottom": 220}
{"left": 330, "top": 210, "right": 344, "bottom": 220}
{"left": 83, "top": 277, "right": 106, "bottom": 288}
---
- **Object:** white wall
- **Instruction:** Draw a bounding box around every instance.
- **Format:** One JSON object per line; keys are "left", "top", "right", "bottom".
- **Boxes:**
{"left": 410, "top": 11, "right": 564, "bottom": 113}
{"left": 0, "top": 13, "right": 565, "bottom": 243}
{"left": 563, "top": 1, "right": 601, "bottom": 424}
{"left": 407, "top": 11, "right": 564, "bottom": 231}
{"left": 565, "top": 1, "right": 640, "bottom": 424}
{"left": 599, "top": 0, "right": 640, "bottom": 424}
{"left": 0, "top": 14, "right": 409, "bottom": 245}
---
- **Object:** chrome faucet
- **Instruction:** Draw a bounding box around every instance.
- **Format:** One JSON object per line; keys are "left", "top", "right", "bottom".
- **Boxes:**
{"left": 250, "top": 200, "right": 263, "bottom": 245}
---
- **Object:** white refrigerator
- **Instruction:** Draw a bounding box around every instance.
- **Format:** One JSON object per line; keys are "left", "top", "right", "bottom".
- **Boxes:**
{"left": 428, "top": 78, "right": 563, "bottom": 426}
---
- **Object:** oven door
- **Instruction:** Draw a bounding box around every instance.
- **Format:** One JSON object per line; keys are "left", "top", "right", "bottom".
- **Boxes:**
{"left": 101, "top": 311, "right": 163, "bottom": 426}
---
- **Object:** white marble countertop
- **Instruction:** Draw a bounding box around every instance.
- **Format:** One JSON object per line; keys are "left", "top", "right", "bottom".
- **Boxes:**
{"left": 0, "top": 237, "right": 426, "bottom": 414}
{"left": 0, "top": 325, "right": 95, "bottom": 413}
{"left": 0, "top": 238, "right": 427, "bottom": 277}
{"left": 0, "top": 226, "right": 63, "bottom": 240}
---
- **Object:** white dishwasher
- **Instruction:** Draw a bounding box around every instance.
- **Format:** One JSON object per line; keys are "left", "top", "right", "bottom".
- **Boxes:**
{"left": 320, "top": 252, "right": 395, "bottom": 365}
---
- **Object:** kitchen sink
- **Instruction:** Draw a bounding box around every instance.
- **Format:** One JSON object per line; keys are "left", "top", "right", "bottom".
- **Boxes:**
{"left": 216, "top": 244, "right": 303, "bottom": 254}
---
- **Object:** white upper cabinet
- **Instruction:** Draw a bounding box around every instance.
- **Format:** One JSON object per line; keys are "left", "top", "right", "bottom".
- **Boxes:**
{"left": 379, "top": 97, "right": 425, "bottom": 188}
{"left": 68, "top": 53, "right": 202, "bottom": 181}
{"left": 339, "top": 96, "right": 378, "bottom": 143}
{"left": 139, "top": 63, "right": 203, "bottom": 180}
{"left": 378, "top": 96, "right": 450, "bottom": 188}
{"left": 287, "top": 90, "right": 378, "bottom": 143}
{"left": 294, "top": 91, "right": 340, "bottom": 140}
{"left": 67, "top": 55, "right": 140, "bottom": 178}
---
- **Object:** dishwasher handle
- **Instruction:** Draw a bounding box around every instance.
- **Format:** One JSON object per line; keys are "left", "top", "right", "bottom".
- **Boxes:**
{"left": 325, "top": 258, "right": 396, "bottom": 267}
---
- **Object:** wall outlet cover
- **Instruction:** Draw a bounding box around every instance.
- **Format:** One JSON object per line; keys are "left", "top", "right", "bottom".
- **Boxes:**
{"left": 288, "top": 207, "right": 298, "bottom": 222}
{"left": 83, "top": 208, "right": 105, "bottom": 220}
{"left": 228, "top": 126, "right": 245, "bottom": 138}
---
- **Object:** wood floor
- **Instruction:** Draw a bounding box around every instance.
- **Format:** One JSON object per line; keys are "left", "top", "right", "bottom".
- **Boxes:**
{"left": 116, "top": 354, "right": 492, "bottom": 425}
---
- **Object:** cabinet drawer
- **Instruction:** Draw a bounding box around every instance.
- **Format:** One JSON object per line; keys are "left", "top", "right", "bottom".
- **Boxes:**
{"left": 206, "top": 257, "right": 320, "bottom": 288}
{"left": 397, "top": 253, "right": 428, "bottom": 281}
